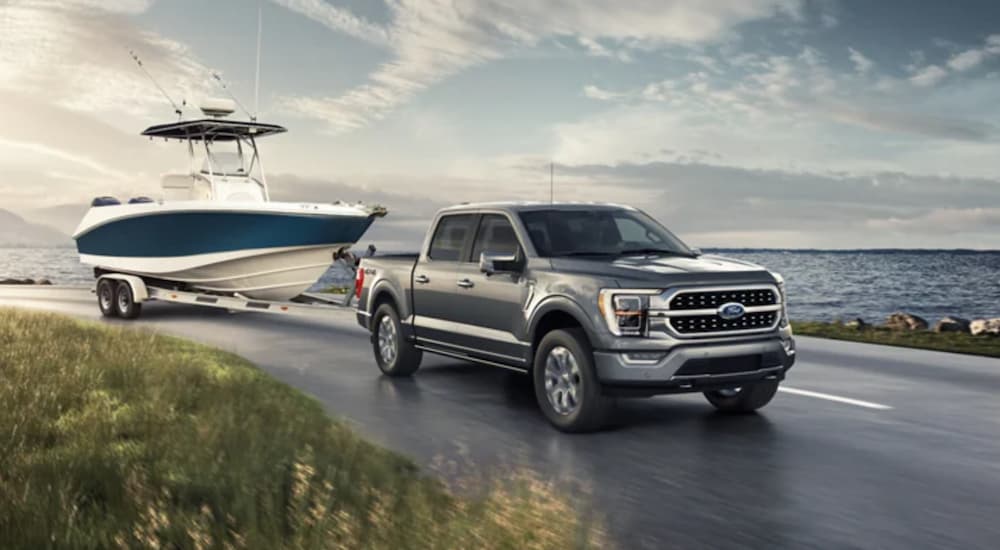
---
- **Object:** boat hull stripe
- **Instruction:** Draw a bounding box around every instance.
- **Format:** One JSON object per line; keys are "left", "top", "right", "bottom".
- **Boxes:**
{"left": 75, "top": 211, "right": 374, "bottom": 257}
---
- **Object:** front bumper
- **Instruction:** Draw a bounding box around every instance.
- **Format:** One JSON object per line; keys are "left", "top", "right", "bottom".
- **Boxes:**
{"left": 593, "top": 336, "right": 795, "bottom": 395}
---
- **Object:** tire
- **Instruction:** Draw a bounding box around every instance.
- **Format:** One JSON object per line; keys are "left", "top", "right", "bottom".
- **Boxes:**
{"left": 704, "top": 380, "right": 779, "bottom": 414}
{"left": 114, "top": 281, "right": 142, "bottom": 320}
{"left": 533, "top": 328, "right": 611, "bottom": 433}
{"left": 97, "top": 278, "right": 117, "bottom": 318}
{"left": 371, "top": 303, "right": 422, "bottom": 377}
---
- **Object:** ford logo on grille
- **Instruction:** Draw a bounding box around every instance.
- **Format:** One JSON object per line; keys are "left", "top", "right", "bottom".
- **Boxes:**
{"left": 718, "top": 302, "right": 745, "bottom": 320}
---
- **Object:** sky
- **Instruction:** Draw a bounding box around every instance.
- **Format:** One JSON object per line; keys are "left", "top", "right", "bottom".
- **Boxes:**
{"left": 1, "top": 0, "right": 1000, "bottom": 249}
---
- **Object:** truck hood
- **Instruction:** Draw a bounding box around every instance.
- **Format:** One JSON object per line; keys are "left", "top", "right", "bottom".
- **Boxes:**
{"left": 548, "top": 253, "right": 777, "bottom": 287}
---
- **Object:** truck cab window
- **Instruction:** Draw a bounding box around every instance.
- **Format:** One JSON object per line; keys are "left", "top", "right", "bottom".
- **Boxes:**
{"left": 427, "top": 214, "right": 475, "bottom": 261}
{"left": 470, "top": 215, "right": 520, "bottom": 261}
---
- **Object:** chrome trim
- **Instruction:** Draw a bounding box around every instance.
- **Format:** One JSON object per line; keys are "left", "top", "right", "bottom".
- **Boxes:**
{"left": 650, "top": 284, "right": 782, "bottom": 339}
{"left": 670, "top": 365, "right": 783, "bottom": 381}
{"left": 414, "top": 344, "right": 528, "bottom": 373}
{"left": 416, "top": 337, "right": 527, "bottom": 362}
{"left": 651, "top": 304, "right": 781, "bottom": 317}
{"left": 416, "top": 316, "right": 526, "bottom": 345}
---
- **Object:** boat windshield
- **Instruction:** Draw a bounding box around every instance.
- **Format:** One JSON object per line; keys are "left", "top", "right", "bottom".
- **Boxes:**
{"left": 200, "top": 140, "right": 257, "bottom": 178}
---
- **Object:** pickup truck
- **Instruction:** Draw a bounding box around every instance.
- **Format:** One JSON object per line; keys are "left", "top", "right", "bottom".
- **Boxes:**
{"left": 355, "top": 202, "right": 795, "bottom": 432}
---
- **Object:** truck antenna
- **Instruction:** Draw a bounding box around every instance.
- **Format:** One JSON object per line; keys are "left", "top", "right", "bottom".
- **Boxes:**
{"left": 128, "top": 49, "right": 184, "bottom": 119}
{"left": 550, "top": 161, "right": 554, "bottom": 204}
{"left": 253, "top": 0, "right": 263, "bottom": 121}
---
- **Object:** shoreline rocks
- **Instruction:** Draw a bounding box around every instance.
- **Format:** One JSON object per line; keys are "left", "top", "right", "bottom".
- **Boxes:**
{"left": 0, "top": 277, "right": 53, "bottom": 285}
{"left": 833, "top": 314, "right": 996, "bottom": 337}
{"left": 970, "top": 318, "right": 1000, "bottom": 337}
{"left": 885, "top": 312, "right": 928, "bottom": 332}
{"left": 934, "top": 316, "right": 970, "bottom": 334}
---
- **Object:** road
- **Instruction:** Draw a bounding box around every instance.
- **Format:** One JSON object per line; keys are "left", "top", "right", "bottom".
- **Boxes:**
{"left": 3, "top": 286, "right": 999, "bottom": 549}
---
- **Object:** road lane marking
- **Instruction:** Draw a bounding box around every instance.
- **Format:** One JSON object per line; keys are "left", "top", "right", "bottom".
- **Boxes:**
{"left": 778, "top": 387, "right": 893, "bottom": 410}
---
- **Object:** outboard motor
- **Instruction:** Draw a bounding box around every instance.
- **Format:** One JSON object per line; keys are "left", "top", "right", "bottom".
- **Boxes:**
{"left": 90, "top": 196, "right": 121, "bottom": 207}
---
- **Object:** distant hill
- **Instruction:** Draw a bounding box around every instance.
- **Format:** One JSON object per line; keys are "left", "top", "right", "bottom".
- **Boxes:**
{"left": 0, "top": 209, "right": 72, "bottom": 248}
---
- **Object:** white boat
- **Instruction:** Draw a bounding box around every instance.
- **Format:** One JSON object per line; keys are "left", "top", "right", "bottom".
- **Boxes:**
{"left": 73, "top": 102, "right": 385, "bottom": 301}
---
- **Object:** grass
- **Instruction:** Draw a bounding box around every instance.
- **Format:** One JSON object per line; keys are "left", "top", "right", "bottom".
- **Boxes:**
{"left": 793, "top": 321, "right": 1000, "bottom": 358}
{"left": 0, "top": 308, "right": 606, "bottom": 549}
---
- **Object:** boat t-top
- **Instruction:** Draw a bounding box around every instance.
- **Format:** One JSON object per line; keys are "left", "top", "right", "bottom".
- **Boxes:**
{"left": 73, "top": 100, "right": 385, "bottom": 301}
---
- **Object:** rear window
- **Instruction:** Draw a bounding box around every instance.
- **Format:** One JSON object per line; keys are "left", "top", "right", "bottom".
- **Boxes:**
{"left": 427, "top": 214, "right": 475, "bottom": 261}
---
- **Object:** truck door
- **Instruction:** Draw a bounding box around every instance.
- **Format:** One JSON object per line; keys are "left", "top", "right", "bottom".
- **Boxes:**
{"left": 451, "top": 214, "right": 532, "bottom": 366}
{"left": 411, "top": 214, "right": 477, "bottom": 347}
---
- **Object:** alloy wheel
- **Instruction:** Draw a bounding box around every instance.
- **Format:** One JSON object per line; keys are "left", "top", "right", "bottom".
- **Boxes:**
{"left": 544, "top": 346, "right": 582, "bottom": 415}
{"left": 377, "top": 315, "right": 398, "bottom": 365}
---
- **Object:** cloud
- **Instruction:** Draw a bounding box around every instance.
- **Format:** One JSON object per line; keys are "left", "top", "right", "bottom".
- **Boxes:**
{"left": 0, "top": 0, "right": 215, "bottom": 117}
{"left": 268, "top": 0, "right": 391, "bottom": 46}
{"left": 279, "top": 0, "right": 802, "bottom": 132}
{"left": 582, "top": 84, "right": 626, "bottom": 101}
{"left": 909, "top": 65, "right": 948, "bottom": 87}
{"left": 545, "top": 160, "right": 1000, "bottom": 248}
{"left": 946, "top": 34, "right": 1000, "bottom": 71}
{"left": 847, "top": 47, "right": 874, "bottom": 73}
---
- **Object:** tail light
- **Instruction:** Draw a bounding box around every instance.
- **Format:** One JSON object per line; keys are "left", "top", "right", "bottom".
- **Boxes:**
{"left": 354, "top": 261, "right": 365, "bottom": 300}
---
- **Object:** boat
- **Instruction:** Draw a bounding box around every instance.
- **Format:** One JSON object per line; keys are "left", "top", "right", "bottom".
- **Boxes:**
{"left": 73, "top": 101, "right": 385, "bottom": 301}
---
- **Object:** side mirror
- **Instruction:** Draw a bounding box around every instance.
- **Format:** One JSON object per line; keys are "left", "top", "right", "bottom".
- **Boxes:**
{"left": 479, "top": 251, "right": 520, "bottom": 275}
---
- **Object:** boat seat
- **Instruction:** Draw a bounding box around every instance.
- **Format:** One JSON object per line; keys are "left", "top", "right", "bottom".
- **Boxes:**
{"left": 128, "top": 196, "right": 155, "bottom": 204}
{"left": 91, "top": 196, "right": 121, "bottom": 207}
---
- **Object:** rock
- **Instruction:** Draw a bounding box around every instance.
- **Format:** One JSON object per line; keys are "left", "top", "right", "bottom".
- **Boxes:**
{"left": 0, "top": 277, "right": 51, "bottom": 285}
{"left": 844, "top": 318, "right": 868, "bottom": 330}
{"left": 885, "top": 312, "right": 928, "bottom": 331}
{"left": 970, "top": 318, "right": 1000, "bottom": 337}
{"left": 933, "top": 316, "right": 971, "bottom": 334}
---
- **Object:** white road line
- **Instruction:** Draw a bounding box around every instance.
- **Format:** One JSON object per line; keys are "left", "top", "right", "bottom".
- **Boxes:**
{"left": 778, "top": 387, "right": 893, "bottom": 410}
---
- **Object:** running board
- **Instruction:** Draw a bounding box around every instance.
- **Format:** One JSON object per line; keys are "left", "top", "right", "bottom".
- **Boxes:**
{"left": 414, "top": 344, "right": 529, "bottom": 373}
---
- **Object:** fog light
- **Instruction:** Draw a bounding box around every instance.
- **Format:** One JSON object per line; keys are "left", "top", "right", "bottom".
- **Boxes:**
{"left": 623, "top": 351, "right": 666, "bottom": 364}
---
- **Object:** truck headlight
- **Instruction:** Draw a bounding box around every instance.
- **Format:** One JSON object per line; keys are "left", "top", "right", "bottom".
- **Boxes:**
{"left": 773, "top": 273, "right": 789, "bottom": 328}
{"left": 598, "top": 289, "right": 659, "bottom": 337}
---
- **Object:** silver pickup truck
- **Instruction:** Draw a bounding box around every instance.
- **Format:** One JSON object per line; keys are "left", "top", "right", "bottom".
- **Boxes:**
{"left": 355, "top": 202, "right": 795, "bottom": 432}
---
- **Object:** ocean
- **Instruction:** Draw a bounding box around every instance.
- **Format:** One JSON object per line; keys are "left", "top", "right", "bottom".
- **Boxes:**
{"left": 1, "top": 247, "right": 997, "bottom": 324}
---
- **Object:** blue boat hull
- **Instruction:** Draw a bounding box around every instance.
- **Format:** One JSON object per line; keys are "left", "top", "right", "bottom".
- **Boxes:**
{"left": 76, "top": 210, "right": 375, "bottom": 258}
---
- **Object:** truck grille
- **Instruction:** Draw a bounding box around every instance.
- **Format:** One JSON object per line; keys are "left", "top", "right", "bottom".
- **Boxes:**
{"left": 669, "top": 288, "right": 777, "bottom": 310}
{"left": 669, "top": 311, "right": 778, "bottom": 334}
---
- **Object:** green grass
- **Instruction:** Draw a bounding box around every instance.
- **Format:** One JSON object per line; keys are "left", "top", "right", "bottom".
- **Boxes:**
{"left": 0, "top": 308, "right": 606, "bottom": 549}
{"left": 793, "top": 321, "right": 1000, "bottom": 358}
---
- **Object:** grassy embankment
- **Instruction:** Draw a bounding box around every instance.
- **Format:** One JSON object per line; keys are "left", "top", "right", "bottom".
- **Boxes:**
{"left": 792, "top": 321, "right": 1000, "bottom": 358}
{"left": 0, "top": 308, "right": 605, "bottom": 549}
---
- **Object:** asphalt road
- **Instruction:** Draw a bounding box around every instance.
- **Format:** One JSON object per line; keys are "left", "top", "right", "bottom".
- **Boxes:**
{"left": 3, "top": 286, "right": 999, "bottom": 549}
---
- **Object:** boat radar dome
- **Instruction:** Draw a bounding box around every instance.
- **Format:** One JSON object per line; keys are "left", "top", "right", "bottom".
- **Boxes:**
{"left": 199, "top": 98, "right": 237, "bottom": 118}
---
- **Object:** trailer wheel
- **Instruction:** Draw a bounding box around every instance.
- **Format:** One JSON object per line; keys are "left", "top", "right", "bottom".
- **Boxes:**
{"left": 372, "top": 303, "right": 421, "bottom": 376}
{"left": 114, "top": 281, "right": 142, "bottom": 320}
{"left": 97, "top": 279, "right": 117, "bottom": 318}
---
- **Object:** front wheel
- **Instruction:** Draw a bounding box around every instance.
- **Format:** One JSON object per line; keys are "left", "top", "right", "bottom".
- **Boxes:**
{"left": 97, "top": 279, "right": 117, "bottom": 318}
{"left": 704, "top": 380, "right": 779, "bottom": 413}
{"left": 371, "top": 304, "right": 422, "bottom": 377}
{"left": 533, "top": 328, "right": 611, "bottom": 433}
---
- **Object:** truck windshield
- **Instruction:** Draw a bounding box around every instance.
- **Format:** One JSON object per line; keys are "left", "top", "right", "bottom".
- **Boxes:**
{"left": 519, "top": 208, "right": 695, "bottom": 258}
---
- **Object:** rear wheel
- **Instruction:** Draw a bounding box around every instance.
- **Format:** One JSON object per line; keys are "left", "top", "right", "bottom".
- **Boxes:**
{"left": 114, "top": 281, "right": 142, "bottom": 320}
{"left": 372, "top": 303, "right": 422, "bottom": 377}
{"left": 97, "top": 279, "right": 116, "bottom": 318}
{"left": 533, "top": 328, "right": 611, "bottom": 433}
{"left": 704, "top": 381, "right": 779, "bottom": 413}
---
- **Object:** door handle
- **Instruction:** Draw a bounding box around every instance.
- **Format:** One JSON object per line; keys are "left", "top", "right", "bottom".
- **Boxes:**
{"left": 456, "top": 278, "right": 474, "bottom": 289}
{"left": 414, "top": 274, "right": 430, "bottom": 284}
